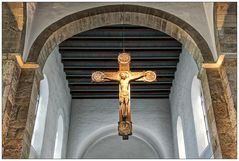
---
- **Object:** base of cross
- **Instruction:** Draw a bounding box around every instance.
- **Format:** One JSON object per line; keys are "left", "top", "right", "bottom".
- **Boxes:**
{"left": 118, "top": 120, "right": 132, "bottom": 140}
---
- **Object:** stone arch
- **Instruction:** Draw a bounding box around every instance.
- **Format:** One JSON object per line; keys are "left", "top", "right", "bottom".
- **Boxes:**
{"left": 26, "top": 4, "right": 214, "bottom": 70}
{"left": 20, "top": 4, "right": 221, "bottom": 158}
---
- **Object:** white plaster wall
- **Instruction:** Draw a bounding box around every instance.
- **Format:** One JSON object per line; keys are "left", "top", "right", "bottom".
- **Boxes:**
{"left": 23, "top": 2, "right": 217, "bottom": 61}
{"left": 40, "top": 47, "right": 71, "bottom": 158}
{"left": 29, "top": 74, "right": 49, "bottom": 158}
{"left": 203, "top": 3, "right": 217, "bottom": 57}
{"left": 169, "top": 47, "right": 199, "bottom": 158}
{"left": 67, "top": 99, "right": 173, "bottom": 158}
{"left": 83, "top": 135, "right": 159, "bottom": 159}
{"left": 23, "top": 2, "right": 37, "bottom": 61}
{"left": 191, "top": 76, "right": 212, "bottom": 158}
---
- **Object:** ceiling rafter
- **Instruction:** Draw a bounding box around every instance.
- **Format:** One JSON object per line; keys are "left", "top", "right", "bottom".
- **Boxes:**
{"left": 59, "top": 25, "right": 182, "bottom": 99}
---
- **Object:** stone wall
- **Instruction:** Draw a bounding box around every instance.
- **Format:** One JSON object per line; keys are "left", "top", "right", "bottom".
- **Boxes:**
{"left": 214, "top": 3, "right": 237, "bottom": 111}
{"left": 211, "top": 3, "right": 237, "bottom": 158}
{"left": 39, "top": 47, "right": 71, "bottom": 158}
{"left": 215, "top": 2, "right": 237, "bottom": 53}
{"left": 2, "top": 67, "right": 36, "bottom": 158}
{"left": 215, "top": 2, "right": 237, "bottom": 108}
{"left": 2, "top": 3, "right": 26, "bottom": 153}
{"left": 67, "top": 99, "right": 173, "bottom": 158}
{"left": 2, "top": 3, "right": 26, "bottom": 150}
{"left": 2, "top": 2, "right": 25, "bottom": 54}
{"left": 223, "top": 57, "right": 237, "bottom": 109}
{"left": 2, "top": 54, "right": 21, "bottom": 154}
{"left": 206, "top": 65, "right": 237, "bottom": 158}
{"left": 2, "top": 47, "right": 71, "bottom": 158}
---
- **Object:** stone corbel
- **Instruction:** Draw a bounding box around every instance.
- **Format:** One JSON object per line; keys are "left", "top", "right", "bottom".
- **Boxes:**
{"left": 15, "top": 54, "right": 39, "bottom": 69}
{"left": 202, "top": 55, "right": 225, "bottom": 69}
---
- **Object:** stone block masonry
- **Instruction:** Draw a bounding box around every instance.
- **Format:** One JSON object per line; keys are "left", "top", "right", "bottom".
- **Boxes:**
{"left": 206, "top": 66, "right": 237, "bottom": 158}
{"left": 2, "top": 69, "right": 37, "bottom": 158}
{"left": 2, "top": 54, "right": 21, "bottom": 154}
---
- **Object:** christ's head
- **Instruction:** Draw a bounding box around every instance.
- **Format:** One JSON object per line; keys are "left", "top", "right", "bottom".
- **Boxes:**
{"left": 120, "top": 72, "right": 129, "bottom": 80}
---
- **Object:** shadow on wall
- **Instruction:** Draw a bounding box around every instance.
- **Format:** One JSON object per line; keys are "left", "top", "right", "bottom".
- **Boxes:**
{"left": 75, "top": 124, "right": 166, "bottom": 159}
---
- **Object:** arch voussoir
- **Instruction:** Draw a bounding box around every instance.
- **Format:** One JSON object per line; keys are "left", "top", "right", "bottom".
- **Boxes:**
{"left": 66, "top": 12, "right": 202, "bottom": 70}
{"left": 27, "top": 5, "right": 214, "bottom": 66}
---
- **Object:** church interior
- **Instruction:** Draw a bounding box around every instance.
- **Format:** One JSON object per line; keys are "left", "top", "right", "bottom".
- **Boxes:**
{"left": 2, "top": 2, "right": 237, "bottom": 159}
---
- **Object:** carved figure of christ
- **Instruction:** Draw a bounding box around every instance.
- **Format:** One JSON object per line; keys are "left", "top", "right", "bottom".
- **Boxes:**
{"left": 92, "top": 53, "right": 156, "bottom": 139}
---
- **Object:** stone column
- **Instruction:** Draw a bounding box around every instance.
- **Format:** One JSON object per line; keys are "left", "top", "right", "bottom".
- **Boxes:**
{"left": 2, "top": 54, "right": 21, "bottom": 153}
{"left": 206, "top": 66, "right": 237, "bottom": 158}
{"left": 2, "top": 68, "right": 43, "bottom": 158}
{"left": 223, "top": 56, "right": 237, "bottom": 109}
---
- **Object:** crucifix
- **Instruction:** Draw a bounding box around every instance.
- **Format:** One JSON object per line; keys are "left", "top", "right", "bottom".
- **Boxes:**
{"left": 92, "top": 53, "right": 157, "bottom": 140}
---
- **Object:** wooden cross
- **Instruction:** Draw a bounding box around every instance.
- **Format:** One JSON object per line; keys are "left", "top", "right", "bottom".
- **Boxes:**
{"left": 92, "top": 53, "right": 157, "bottom": 140}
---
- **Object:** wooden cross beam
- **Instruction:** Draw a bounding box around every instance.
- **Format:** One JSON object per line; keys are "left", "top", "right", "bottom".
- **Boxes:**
{"left": 92, "top": 53, "right": 157, "bottom": 140}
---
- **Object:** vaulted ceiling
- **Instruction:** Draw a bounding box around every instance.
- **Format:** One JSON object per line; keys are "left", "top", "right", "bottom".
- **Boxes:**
{"left": 59, "top": 25, "right": 182, "bottom": 99}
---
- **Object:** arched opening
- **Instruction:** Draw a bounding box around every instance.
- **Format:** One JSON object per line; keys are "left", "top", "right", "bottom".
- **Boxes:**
{"left": 26, "top": 4, "right": 214, "bottom": 67}
{"left": 23, "top": 4, "right": 218, "bottom": 159}
{"left": 29, "top": 74, "right": 49, "bottom": 158}
{"left": 191, "top": 76, "right": 212, "bottom": 158}
{"left": 176, "top": 117, "right": 186, "bottom": 159}
{"left": 53, "top": 115, "right": 64, "bottom": 158}
{"left": 4, "top": 3, "right": 237, "bottom": 159}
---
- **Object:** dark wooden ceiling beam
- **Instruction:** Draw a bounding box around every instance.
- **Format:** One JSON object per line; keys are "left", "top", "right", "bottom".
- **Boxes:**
{"left": 68, "top": 36, "right": 174, "bottom": 40}
{"left": 61, "top": 57, "right": 179, "bottom": 61}
{"left": 72, "top": 95, "right": 169, "bottom": 99}
{"left": 60, "top": 50, "right": 181, "bottom": 56}
{"left": 70, "top": 89, "right": 171, "bottom": 93}
{"left": 69, "top": 84, "right": 172, "bottom": 89}
{"left": 65, "top": 69, "right": 176, "bottom": 74}
{"left": 68, "top": 77, "right": 174, "bottom": 83}
{"left": 60, "top": 40, "right": 181, "bottom": 47}
{"left": 59, "top": 24, "right": 181, "bottom": 99}
{"left": 63, "top": 66, "right": 177, "bottom": 70}
{"left": 59, "top": 46, "right": 182, "bottom": 50}
{"left": 68, "top": 81, "right": 173, "bottom": 85}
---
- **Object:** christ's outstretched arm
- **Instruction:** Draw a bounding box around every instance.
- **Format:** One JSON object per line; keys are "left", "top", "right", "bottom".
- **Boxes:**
{"left": 92, "top": 71, "right": 119, "bottom": 82}
{"left": 129, "top": 72, "right": 145, "bottom": 81}
{"left": 103, "top": 72, "right": 119, "bottom": 81}
{"left": 130, "top": 71, "right": 157, "bottom": 82}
